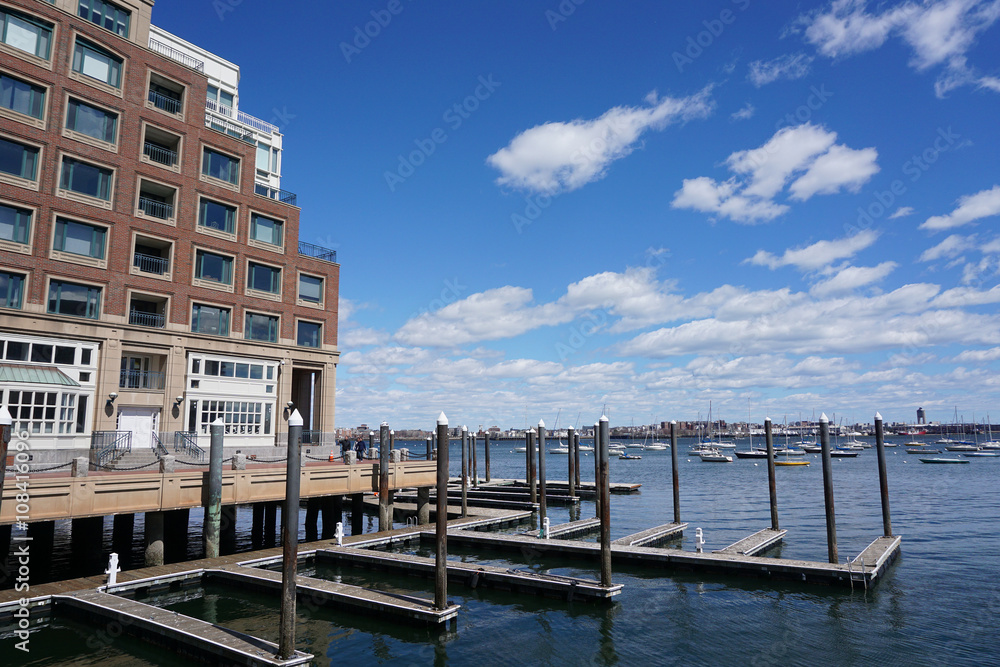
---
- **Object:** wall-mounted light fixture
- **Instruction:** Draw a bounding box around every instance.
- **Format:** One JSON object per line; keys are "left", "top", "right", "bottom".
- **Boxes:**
{"left": 107, "top": 392, "right": 118, "bottom": 407}
{"left": 286, "top": 401, "right": 295, "bottom": 409}
{"left": 174, "top": 394, "right": 185, "bottom": 408}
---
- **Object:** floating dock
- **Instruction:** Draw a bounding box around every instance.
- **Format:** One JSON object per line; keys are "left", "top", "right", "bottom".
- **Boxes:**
{"left": 535, "top": 517, "right": 601, "bottom": 539}
{"left": 613, "top": 522, "right": 687, "bottom": 547}
{"left": 713, "top": 528, "right": 787, "bottom": 556}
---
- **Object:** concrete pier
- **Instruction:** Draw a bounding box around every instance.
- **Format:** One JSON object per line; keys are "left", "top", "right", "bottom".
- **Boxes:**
{"left": 144, "top": 511, "right": 164, "bottom": 567}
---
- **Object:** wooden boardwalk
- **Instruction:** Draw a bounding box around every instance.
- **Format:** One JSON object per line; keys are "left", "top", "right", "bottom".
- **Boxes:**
{"left": 57, "top": 589, "right": 313, "bottom": 665}
{"left": 613, "top": 523, "right": 687, "bottom": 547}
{"left": 713, "top": 528, "right": 787, "bottom": 556}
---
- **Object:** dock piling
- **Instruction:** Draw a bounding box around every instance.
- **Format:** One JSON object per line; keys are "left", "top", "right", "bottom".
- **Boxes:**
{"left": 144, "top": 512, "right": 164, "bottom": 567}
{"left": 485, "top": 432, "right": 491, "bottom": 481}
{"left": 351, "top": 493, "right": 364, "bottom": 535}
{"left": 435, "top": 412, "right": 449, "bottom": 610}
{"left": 670, "top": 421, "right": 680, "bottom": 524}
{"left": 426, "top": 436, "right": 433, "bottom": 461}
{"left": 765, "top": 418, "right": 778, "bottom": 531}
{"left": 528, "top": 429, "right": 537, "bottom": 504}
{"left": 204, "top": 418, "right": 224, "bottom": 559}
{"left": 379, "top": 422, "right": 390, "bottom": 531}
{"left": 599, "top": 415, "right": 612, "bottom": 587}
{"left": 875, "top": 412, "right": 893, "bottom": 537}
{"left": 819, "top": 413, "right": 838, "bottom": 564}
{"left": 573, "top": 431, "right": 581, "bottom": 489}
{"left": 461, "top": 426, "right": 468, "bottom": 517}
{"left": 112, "top": 513, "right": 134, "bottom": 560}
{"left": 538, "top": 420, "right": 547, "bottom": 529}
{"left": 594, "top": 423, "right": 601, "bottom": 517}
{"left": 278, "top": 410, "right": 303, "bottom": 660}
{"left": 472, "top": 431, "right": 478, "bottom": 486}
{"left": 568, "top": 426, "right": 576, "bottom": 498}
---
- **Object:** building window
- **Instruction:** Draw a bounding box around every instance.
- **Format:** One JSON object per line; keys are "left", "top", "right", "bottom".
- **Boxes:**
{"left": 0, "top": 136, "right": 38, "bottom": 180}
{"left": 245, "top": 312, "right": 278, "bottom": 342}
{"left": 194, "top": 250, "right": 233, "bottom": 285}
{"left": 297, "top": 321, "right": 321, "bottom": 348}
{"left": 250, "top": 213, "right": 282, "bottom": 247}
{"left": 0, "top": 270, "right": 24, "bottom": 308}
{"left": 148, "top": 81, "right": 181, "bottom": 115}
{"left": 72, "top": 39, "right": 122, "bottom": 89}
{"left": 197, "top": 399, "right": 267, "bottom": 436}
{"left": 1, "top": 73, "right": 45, "bottom": 119}
{"left": 66, "top": 98, "right": 117, "bottom": 143}
{"left": 60, "top": 157, "right": 113, "bottom": 200}
{"left": 0, "top": 203, "right": 31, "bottom": 245}
{"left": 202, "top": 147, "right": 239, "bottom": 185}
{"left": 0, "top": 9, "right": 52, "bottom": 59}
{"left": 298, "top": 274, "right": 323, "bottom": 304}
{"left": 206, "top": 85, "right": 233, "bottom": 114}
{"left": 198, "top": 199, "right": 236, "bottom": 234}
{"left": 78, "top": 0, "right": 130, "bottom": 38}
{"left": 192, "top": 303, "right": 230, "bottom": 336}
{"left": 247, "top": 262, "right": 280, "bottom": 294}
{"left": 54, "top": 217, "right": 106, "bottom": 259}
{"left": 47, "top": 280, "right": 101, "bottom": 319}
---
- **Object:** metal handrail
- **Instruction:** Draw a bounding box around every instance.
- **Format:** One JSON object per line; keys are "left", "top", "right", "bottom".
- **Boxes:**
{"left": 152, "top": 431, "right": 168, "bottom": 458}
{"left": 147, "top": 89, "right": 182, "bottom": 114}
{"left": 174, "top": 431, "right": 205, "bottom": 460}
{"left": 128, "top": 309, "right": 166, "bottom": 329}
{"left": 90, "top": 431, "right": 132, "bottom": 467}
{"left": 119, "top": 368, "right": 166, "bottom": 388}
{"left": 298, "top": 241, "right": 337, "bottom": 263}
{"left": 254, "top": 182, "right": 297, "bottom": 205}
{"left": 148, "top": 38, "right": 205, "bottom": 72}
{"left": 143, "top": 141, "right": 177, "bottom": 166}
{"left": 138, "top": 196, "right": 173, "bottom": 219}
{"left": 133, "top": 252, "right": 170, "bottom": 274}
{"left": 238, "top": 109, "right": 278, "bottom": 134}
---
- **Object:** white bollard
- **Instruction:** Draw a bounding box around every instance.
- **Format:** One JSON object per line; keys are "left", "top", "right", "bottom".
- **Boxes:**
{"left": 334, "top": 521, "right": 343, "bottom": 547}
{"left": 542, "top": 517, "right": 550, "bottom": 540}
{"left": 106, "top": 552, "right": 121, "bottom": 586}
{"left": 695, "top": 527, "right": 705, "bottom": 553}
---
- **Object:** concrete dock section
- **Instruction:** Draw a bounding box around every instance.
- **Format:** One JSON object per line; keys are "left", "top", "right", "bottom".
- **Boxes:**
{"left": 534, "top": 517, "right": 601, "bottom": 539}
{"left": 713, "top": 528, "right": 787, "bottom": 556}
{"left": 613, "top": 523, "right": 687, "bottom": 547}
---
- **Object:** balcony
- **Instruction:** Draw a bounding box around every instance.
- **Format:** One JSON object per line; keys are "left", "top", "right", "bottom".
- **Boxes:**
{"left": 138, "top": 196, "right": 173, "bottom": 220}
{"left": 143, "top": 141, "right": 177, "bottom": 167}
{"left": 119, "top": 368, "right": 166, "bottom": 390}
{"left": 206, "top": 99, "right": 279, "bottom": 135}
{"left": 129, "top": 309, "right": 166, "bottom": 328}
{"left": 299, "top": 241, "right": 337, "bottom": 264}
{"left": 148, "top": 38, "right": 205, "bottom": 72}
{"left": 147, "top": 89, "right": 182, "bottom": 115}
{"left": 255, "top": 182, "right": 297, "bottom": 206}
{"left": 205, "top": 112, "right": 255, "bottom": 145}
{"left": 133, "top": 252, "right": 170, "bottom": 276}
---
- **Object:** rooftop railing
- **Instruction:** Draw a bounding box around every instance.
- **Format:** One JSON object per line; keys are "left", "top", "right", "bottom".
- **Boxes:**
{"left": 205, "top": 112, "right": 255, "bottom": 145}
{"left": 298, "top": 241, "right": 337, "bottom": 264}
{"left": 148, "top": 38, "right": 205, "bottom": 72}
{"left": 254, "top": 182, "right": 297, "bottom": 206}
{"left": 206, "top": 99, "right": 279, "bottom": 135}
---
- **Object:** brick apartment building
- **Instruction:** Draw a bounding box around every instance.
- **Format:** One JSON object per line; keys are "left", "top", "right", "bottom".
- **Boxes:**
{"left": 0, "top": 0, "right": 339, "bottom": 464}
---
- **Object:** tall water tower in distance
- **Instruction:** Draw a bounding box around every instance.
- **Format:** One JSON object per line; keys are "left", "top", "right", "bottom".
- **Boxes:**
{"left": 917, "top": 407, "right": 926, "bottom": 425}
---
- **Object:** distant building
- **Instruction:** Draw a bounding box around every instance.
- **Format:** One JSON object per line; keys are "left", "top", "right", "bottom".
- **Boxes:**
{"left": 917, "top": 407, "right": 926, "bottom": 425}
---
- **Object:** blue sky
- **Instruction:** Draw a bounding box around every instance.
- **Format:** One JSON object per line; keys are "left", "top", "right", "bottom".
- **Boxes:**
{"left": 154, "top": 0, "right": 1000, "bottom": 429}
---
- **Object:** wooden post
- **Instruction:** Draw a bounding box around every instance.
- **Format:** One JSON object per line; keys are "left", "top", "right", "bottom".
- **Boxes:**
{"left": 435, "top": 413, "right": 449, "bottom": 610}
{"left": 484, "top": 432, "right": 491, "bottom": 481}
{"left": 351, "top": 493, "right": 363, "bottom": 535}
{"left": 426, "top": 436, "right": 433, "bottom": 461}
{"left": 594, "top": 423, "right": 600, "bottom": 517}
{"left": 471, "top": 431, "right": 478, "bottom": 486}
{"left": 378, "top": 423, "right": 390, "bottom": 531}
{"left": 874, "top": 412, "right": 893, "bottom": 537}
{"left": 765, "top": 418, "right": 778, "bottom": 531}
{"left": 527, "top": 430, "right": 537, "bottom": 503}
{"left": 538, "top": 420, "right": 547, "bottom": 530}
{"left": 368, "top": 431, "right": 374, "bottom": 459}
{"left": 567, "top": 426, "right": 576, "bottom": 498}
{"left": 670, "top": 420, "right": 680, "bottom": 524}
{"left": 819, "top": 413, "right": 838, "bottom": 564}
{"left": 461, "top": 426, "right": 468, "bottom": 517}
{"left": 204, "top": 418, "right": 224, "bottom": 559}
{"left": 573, "top": 431, "right": 581, "bottom": 490}
{"left": 278, "top": 410, "right": 303, "bottom": 660}
{"left": 599, "top": 416, "right": 612, "bottom": 587}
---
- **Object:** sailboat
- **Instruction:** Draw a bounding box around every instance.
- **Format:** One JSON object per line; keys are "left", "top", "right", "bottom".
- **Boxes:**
{"left": 980, "top": 415, "right": 1000, "bottom": 449}
{"left": 735, "top": 400, "right": 768, "bottom": 459}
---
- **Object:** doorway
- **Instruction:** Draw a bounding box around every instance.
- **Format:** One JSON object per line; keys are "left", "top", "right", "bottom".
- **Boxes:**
{"left": 118, "top": 407, "right": 160, "bottom": 450}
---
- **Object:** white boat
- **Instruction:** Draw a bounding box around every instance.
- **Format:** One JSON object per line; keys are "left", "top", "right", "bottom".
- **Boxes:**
{"left": 514, "top": 447, "right": 526, "bottom": 452}
{"left": 579, "top": 444, "right": 595, "bottom": 452}
{"left": 945, "top": 443, "right": 979, "bottom": 452}
{"left": 699, "top": 448, "right": 732, "bottom": 463}
{"left": 645, "top": 442, "right": 669, "bottom": 451}
{"left": 549, "top": 447, "right": 570, "bottom": 454}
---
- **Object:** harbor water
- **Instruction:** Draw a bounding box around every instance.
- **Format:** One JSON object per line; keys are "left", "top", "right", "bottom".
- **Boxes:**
{"left": 3, "top": 436, "right": 999, "bottom": 665}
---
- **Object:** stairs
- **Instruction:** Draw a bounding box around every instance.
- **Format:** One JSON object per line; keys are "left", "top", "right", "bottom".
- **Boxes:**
{"left": 105, "top": 448, "right": 206, "bottom": 471}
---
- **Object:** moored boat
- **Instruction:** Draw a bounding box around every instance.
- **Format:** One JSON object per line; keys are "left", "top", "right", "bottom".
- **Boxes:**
{"left": 774, "top": 460, "right": 809, "bottom": 466}
{"left": 919, "top": 457, "right": 969, "bottom": 464}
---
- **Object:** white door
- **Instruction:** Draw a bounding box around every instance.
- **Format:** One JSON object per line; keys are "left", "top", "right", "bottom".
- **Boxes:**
{"left": 118, "top": 407, "right": 159, "bottom": 450}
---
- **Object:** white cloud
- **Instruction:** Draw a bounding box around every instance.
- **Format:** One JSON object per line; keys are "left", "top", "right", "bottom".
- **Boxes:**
{"left": 487, "top": 87, "right": 714, "bottom": 194}
{"left": 920, "top": 185, "right": 1000, "bottom": 231}
{"left": 952, "top": 347, "right": 1000, "bottom": 362}
{"left": 798, "top": 0, "right": 1000, "bottom": 97}
{"left": 889, "top": 206, "right": 915, "bottom": 218}
{"left": 672, "top": 123, "right": 879, "bottom": 223}
{"left": 747, "top": 53, "right": 815, "bottom": 86}
{"left": 809, "top": 262, "right": 898, "bottom": 296}
{"left": 746, "top": 229, "right": 880, "bottom": 271}
{"left": 919, "top": 233, "right": 976, "bottom": 261}
{"left": 730, "top": 102, "right": 755, "bottom": 121}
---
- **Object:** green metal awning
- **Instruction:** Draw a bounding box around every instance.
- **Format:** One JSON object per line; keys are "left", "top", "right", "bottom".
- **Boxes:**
{"left": 0, "top": 364, "right": 80, "bottom": 386}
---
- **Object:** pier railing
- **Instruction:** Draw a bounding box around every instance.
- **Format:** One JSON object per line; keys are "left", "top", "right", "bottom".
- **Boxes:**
{"left": 173, "top": 431, "right": 205, "bottom": 460}
{"left": 90, "top": 431, "right": 132, "bottom": 467}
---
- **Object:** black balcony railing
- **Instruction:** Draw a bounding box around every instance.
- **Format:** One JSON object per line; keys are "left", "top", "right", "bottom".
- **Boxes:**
{"left": 148, "top": 38, "right": 205, "bottom": 72}
{"left": 133, "top": 252, "right": 169, "bottom": 275}
{"left": 119, "top": 368, "right": 166, "bottom": 389}
{"left": 298, "top": 241, "right": 337, "bottom": 264}
{"left": 147, "top": 89, "right": 182, "bottom": 115}
{"left": 128, "top": 308, "right": 166, "bottom": 329}
{"left": 144, "top": 141, "right": 177, "bottom": 166}
{"left": 254, "top": 182, "right": 297, "bottom": 205}
{"left": 138, "top": 196, "right": 173, "bottom": 219}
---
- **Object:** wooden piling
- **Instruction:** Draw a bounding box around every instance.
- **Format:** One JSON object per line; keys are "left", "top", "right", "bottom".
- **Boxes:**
{"left": 426, "top": 436, "right": 433, "bottom": 461}
{"left": 144, "top": 512, "right": 164, "bottom": 567}
{"left": 567, "top": 426, "right": 576, "bottom": 498}
{"left": 379, "top": 423, "right": 390, "bottom": 531}
{"left": 435, "top": 413, "right": 449, "bottom": 610}
{"left": 875, "top": 412, "right": 893, "bottom": 537}
{"left": 599, "top": 416, "right": 612, "bottom": 587}
{"left": 538, "top": 420, "right": 548, "bottom": 531}
{"left": 351, "top": 493, "right": 364, "bottom": 535}
{"left": 484, "top": 432, "right": 491, "bottom": 481}
{"left": 594, "top": 423, "right": 601, "bottom": 517}
{"left": 203, "top": 419, "right": 224, "bottom": 559}
{"left": 527, "top": 430, "right": 537, "bottom": 504}
{"left": 461, "top": 426, "right": 468, "bottom": 517}
{"left": 471, "top": 431, "right": 478, "bottom": 486}
{"left": 819, "top": 413, "right": 838, "bottom": 564}
{"left": 278, "top": 411, "right": 303, "bottom": 660}
{"left": 573, "top": 431, "right": 582, "bottom": 489}
{"left": 670, "top": 421, "right": 680, "bottom": 524}
{"left": 765, "top": 418, "right": 778, "bottom": 531}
